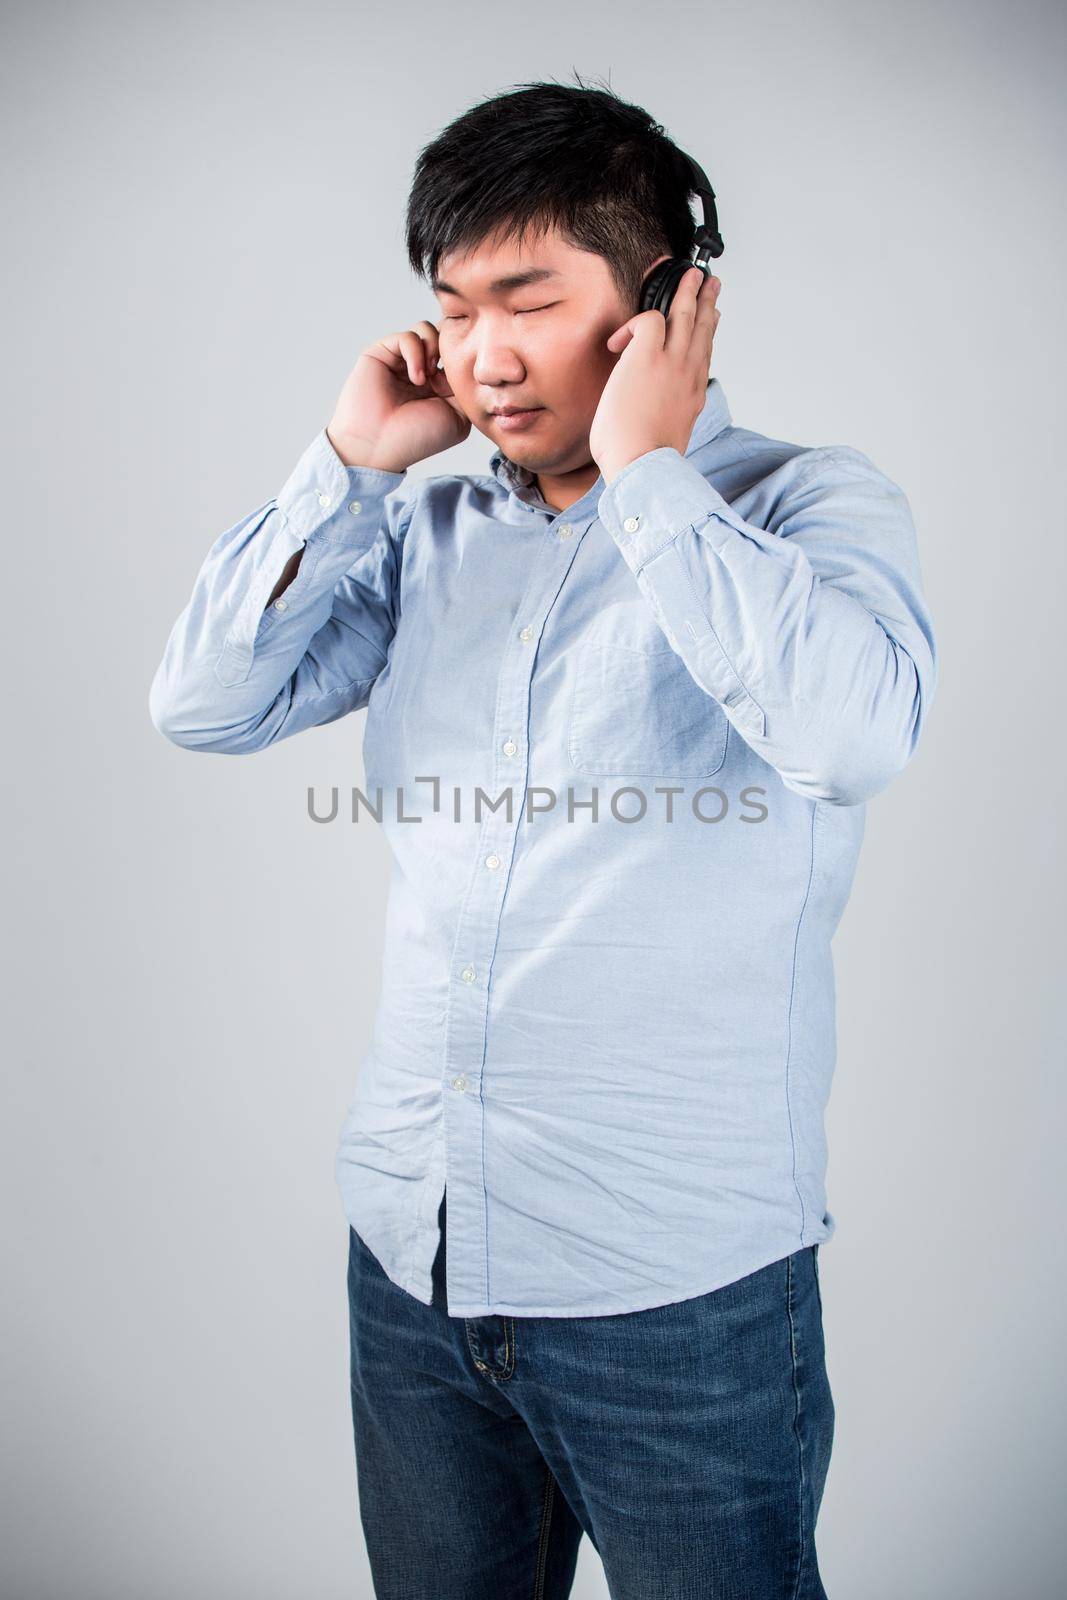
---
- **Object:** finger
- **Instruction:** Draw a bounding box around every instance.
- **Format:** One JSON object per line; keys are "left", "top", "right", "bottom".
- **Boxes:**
{"left": 686, "top": 271, "right": 719, "bottom": 342}
{"left": 694, "top": 273, "right": 721, "bottom": 332}
{"left": 410, "top": 321, "right": 457, "bottom": 395}
{"left": 693, "top": 275, "right": 721, "bottom": 366}
{"left": 373, "top": 330, "right": 427, "bottom": 387}
{"left": 411, "top": 319, "right": 444, "bottom": 374}
{"left": 700, "top": 303, "right": 721, "bottom": 378}
{"left": 370, "top": 332, "right": 412, "bottom": 378}
{"left": 606, "top": 319, "right": 637, "bottom": 352}
{"left": 630, "top": 307, "right": 666, "bottom": 350}
{"left": 707, "top": 307, "right": 722, "bottom": 371}
{"left": 396, "top": 328, "right": 443, "bottom": 387}
{"left": 396, "top": 330, "right": 429, "bottom": 386}
{"left": 415, "top": 328, "right": 454, "bottom": 390}
{"left": 663, "top": 266, "right": 704, "bottom": 355}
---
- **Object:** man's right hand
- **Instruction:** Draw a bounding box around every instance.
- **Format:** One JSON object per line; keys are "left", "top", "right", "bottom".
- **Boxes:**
{"left": 326, "top": 320, "right": 471, "bottom": 473}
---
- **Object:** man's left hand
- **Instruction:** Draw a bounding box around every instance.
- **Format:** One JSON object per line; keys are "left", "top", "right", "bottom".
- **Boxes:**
{"left": 590, "top": 266, "right": 721, "bottom": 486}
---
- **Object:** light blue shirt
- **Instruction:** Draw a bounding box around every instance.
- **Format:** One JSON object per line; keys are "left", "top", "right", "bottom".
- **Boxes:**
{"left": 150, "top": 378, "right": 937, "bottom": 1317}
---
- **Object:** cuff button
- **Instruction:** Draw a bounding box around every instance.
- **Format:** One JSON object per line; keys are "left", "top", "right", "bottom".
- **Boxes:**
{"left": 623, "top": 515, "right": 641, "bottom": 533}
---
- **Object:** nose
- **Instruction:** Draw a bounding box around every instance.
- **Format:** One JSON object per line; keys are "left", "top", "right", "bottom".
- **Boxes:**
{"left": 472, "top": 341, "right": 526, "bottom": 389}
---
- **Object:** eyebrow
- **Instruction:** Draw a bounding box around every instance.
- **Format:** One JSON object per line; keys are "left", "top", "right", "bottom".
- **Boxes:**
{"left": 431, "top": 267, "right": 562, "bottom": 297}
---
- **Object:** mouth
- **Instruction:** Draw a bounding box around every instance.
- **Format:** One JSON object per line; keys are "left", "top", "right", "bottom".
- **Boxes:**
{"left": 489, "top": 406, "right": 544, "bottom": 433}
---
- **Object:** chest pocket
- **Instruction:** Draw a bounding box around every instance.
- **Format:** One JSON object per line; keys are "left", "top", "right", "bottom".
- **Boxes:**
{"left": 568, "top": 606, "right": 728, "bottom": 779}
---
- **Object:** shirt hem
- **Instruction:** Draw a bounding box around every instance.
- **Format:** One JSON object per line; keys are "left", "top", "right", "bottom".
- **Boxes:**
{"left": 440, "top": 1234, "right": 832, "bottom": 1319}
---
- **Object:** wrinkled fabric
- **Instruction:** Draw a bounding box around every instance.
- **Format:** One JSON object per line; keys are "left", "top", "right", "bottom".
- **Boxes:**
{"left": 149, "top": 378, "right": 937, "bottom": 1316}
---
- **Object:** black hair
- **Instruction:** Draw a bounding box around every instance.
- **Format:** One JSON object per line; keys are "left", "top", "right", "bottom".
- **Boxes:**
{"left": 404, "top": 73, "right": 699, "bottom": 311}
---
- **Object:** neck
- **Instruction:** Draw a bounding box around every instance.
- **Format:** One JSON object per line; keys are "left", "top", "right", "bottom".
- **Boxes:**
{"left": 534, "top": 458, "right": 602, "bottom": 514}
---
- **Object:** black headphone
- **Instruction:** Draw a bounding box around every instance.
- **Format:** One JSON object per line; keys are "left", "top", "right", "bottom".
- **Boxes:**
{"left": 638, "top": 147, "right": 724, "bottom": 317}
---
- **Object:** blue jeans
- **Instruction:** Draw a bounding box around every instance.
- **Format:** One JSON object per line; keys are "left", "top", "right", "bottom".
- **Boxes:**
{"left": 346, "top": 1191, "right": 834, "bottom": 1599}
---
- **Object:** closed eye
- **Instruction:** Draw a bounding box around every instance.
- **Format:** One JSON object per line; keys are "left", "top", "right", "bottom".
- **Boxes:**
{"left": 443, "top": 303, "right": 559, "bottom": 321}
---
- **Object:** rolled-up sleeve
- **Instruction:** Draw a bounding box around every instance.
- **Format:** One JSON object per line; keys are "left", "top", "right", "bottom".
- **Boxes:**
{"left": 597, "top": 444, "right": 938, "bottom": 806}
{"left": 149, "top": 429, "right": 417, "bottom": 753}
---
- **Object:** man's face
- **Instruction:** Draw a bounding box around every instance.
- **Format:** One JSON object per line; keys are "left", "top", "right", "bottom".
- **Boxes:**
{"left": 433, "top": 223, "right": 669, "bottom": 485}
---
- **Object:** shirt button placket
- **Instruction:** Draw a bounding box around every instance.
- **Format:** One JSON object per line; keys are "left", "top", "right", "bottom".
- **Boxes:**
{"left": 442, "top": 511, "right": 589, "bottom": 1311}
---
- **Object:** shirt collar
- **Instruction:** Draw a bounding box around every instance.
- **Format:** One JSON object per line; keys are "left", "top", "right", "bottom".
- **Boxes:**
{"left": 488, "top": 376, "right": 733, "bottom": 502}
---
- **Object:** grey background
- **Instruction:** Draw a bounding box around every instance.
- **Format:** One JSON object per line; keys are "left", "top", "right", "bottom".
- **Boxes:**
{"left": 3, "top": 0, "right": 1064, "bottom": 1594}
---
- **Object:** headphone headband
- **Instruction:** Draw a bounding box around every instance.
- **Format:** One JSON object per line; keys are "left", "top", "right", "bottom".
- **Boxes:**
{"left": 678, "top": 147, "right": 724, "bottom": 264}
{"left": 638, "top": 142, "right": 724, "bottom": 315}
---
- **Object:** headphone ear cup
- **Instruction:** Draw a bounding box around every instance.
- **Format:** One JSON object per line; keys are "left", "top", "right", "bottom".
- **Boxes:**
{"left": 639, "top": 260, "right": 675, "bottom": 314}
{"left": 639, "top": 258, "right": 698, "bottom": 317}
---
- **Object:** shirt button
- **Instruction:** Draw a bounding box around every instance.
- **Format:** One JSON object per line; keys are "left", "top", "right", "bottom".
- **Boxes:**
{"left": 452, "top": 1075, "right": 468, "bottom": 1092}
{"left": 348, "top": 499, "right": 362, "bottom": 514}
{"left": 502, "top": 739, "right": 517, "bottom": 757}
{"left": 557, "top": 522, "right": 573, "bottom": 539}
{"left": 461, "top": 965, "right": 476, "bottom": 982}
{"left": 485, "top": 853, "right": 501, "bottom": 870}
{"left": 317, "top": 491, "right": 332, "bottom": 508}
{"left": 519, "top": 626, "right": 533, "bottom": 642}
{"left": 273, "top": 598, "right": 288, "bottom": 612}
{"left": 623, "top": 515, "right": 641, "bottom": 533}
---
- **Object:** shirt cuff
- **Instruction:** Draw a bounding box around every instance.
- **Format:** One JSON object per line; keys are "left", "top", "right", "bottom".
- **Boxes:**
{"left": 597, "top": 446, "right": 734, "bottom": 572}
{"left": 276, "top": 428, "right": 408, "bottom": 543}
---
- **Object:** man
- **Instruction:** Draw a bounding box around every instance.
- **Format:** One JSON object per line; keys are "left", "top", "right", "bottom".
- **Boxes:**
{"left": 150, "top": 77, "right": 937, "bottom": 1600}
